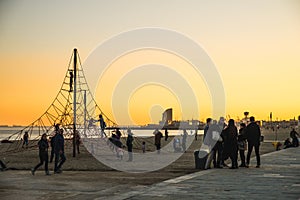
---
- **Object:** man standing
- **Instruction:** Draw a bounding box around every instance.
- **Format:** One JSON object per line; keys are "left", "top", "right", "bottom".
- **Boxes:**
{"left": 50, "top": 125, "right": 59, "bottom": 163}
{"left": 203, "top": 118, "right": 212, "bottom": 143}
{"left": 54, "top": 128, "right": 66, "bottom": 173}
{"left": 126, "top": 129, "right": 134, "bottom": 161}
{"left": 245, "top": 116, "right": 261, "bottom": 168}
{"left": 98, "top": 114, "right": 107, "bottom": 138}
{"left": 154, "top": 129, "right": 163, "bottom": 154}
{"left": 22, "top": 131, "right": 29, "bottom": 148}
{"left": 164, "top": 129, "right": 169, "bottom": 141}
{"left": 210, "top": 120, "right": 223, "bottom": 168}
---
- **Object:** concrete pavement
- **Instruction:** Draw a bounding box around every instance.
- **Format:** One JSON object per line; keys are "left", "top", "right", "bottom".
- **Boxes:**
{"left": 0, "top": 147, "right": 299, "bottom": 200}
{"left": 118, "top": 147, "right": 300, "bottom": 200}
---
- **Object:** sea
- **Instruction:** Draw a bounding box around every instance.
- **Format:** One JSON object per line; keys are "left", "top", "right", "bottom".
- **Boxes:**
{"left": 0, "top": 127, "right": 204, "bottom": 141}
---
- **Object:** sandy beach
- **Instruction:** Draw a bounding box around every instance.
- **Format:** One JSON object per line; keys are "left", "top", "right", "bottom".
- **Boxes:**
{"left": 0, "top": 128, "right": 292, "bottom": 186}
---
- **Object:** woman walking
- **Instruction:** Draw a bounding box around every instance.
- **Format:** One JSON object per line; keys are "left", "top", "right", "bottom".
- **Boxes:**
{"left": 31, "top": 133, "right": 50, "bottom": 175}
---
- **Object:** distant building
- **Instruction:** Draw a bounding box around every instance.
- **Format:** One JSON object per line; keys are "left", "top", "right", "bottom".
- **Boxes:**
{"left": 162, "top": 108, "right": 172, "bottom": 125}
{"left": 158, "top": 108, "right": 203, "bottom": 129}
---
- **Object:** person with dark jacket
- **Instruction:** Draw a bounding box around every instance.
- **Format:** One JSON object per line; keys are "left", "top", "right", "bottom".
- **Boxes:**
{"left": 290, "top": 128, "right": 299, "bottom": 147}
{"left": 126, "top": 129, "right": 134, "bottom": 161}
{"left": 22, "top": 131, "right": 29, "bottom": 148}
{"left": 31, "top": 133, "right": 50, "bottom": 175}
{"left": 245, "top": 116, "right": 261, "bottom": 168}
{"left": 50, "top": 124, "right": 60, "bottom": 163}
{"left": 218, "top": 117, "right": 227, "bottom": 167}
{"left": 222, "top": 119, "right": 238, "bottom": 169}
{"left": 98, "top": 114, "right": 107, "bottom": 138}
{"left": 154, "top": 129, "right": 163, "bottom": 154}
{"left": 49, "top": 134, "right": 57, "bottom": 163}
{"left": 283, "top": 138, "right": 293, "bottom": 149}
{"left": 165, "top": 129, "right": 169, "bottom": 141}
{"left": 54, "top": 128, "right": 66, "bottom": 173}
{"left": 238, "top": 123, "right": 247, "bottom": 167}
{"left": 203, "top": 118, "right": 212, "bottom": 143}
{"left": 209, "top": 120, "right": 223, "bottom": 168}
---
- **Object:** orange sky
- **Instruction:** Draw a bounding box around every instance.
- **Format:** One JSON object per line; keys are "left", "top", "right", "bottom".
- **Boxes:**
{"left": 0, "top": 1, "right": 300, "bottom": 126}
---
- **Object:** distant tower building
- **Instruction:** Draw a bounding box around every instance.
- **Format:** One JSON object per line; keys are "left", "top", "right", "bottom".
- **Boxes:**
{"left": 162, "top": 108, "right": 173, "bottom": 125}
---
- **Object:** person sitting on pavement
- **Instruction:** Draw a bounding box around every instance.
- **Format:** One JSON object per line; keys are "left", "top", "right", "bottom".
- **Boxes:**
{"left": 290, "top": 128, "right": 299, "bottom": 147}
{"left": 284, "top": 138, "right": 293, "bottom": 149}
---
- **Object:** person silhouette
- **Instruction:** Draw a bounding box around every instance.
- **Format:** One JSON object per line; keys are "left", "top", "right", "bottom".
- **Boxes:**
{"left": 126, "top": 129, "right": 134, "bottom": 161}
{"left": 31, "top": 133, "right": 50, "bottom": 175}
{"left": 69, "top": 70, "right": 73, "bottom": 92}
{"left": 164, "top": 129, "right": 169, "bottom": 141}
{"left": 54, "top": 128, "right": 66, "bottom": 173}
{"left": 245, "top": 116, "right": 261, "bottom": 168}
{"left": 98, "top": 114, "right": 107, "bottom": 137}
{"left": 22, "top": 131, "right": 29, "bottom": 148}
{"left": 153, "top": 129, "right": 163, "bottom": 154}
{"left": 238, "top": 123, "right": 247, "bottom": 167}
{"left": 290, "top": 128, "right": 299, "bottom": 147}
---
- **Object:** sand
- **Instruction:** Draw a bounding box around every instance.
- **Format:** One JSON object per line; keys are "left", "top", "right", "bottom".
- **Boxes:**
{"left": 0, "top": 128, "right": 291, "bottom": 185}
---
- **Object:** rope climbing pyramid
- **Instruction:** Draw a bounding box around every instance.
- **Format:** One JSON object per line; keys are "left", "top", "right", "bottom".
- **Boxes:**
{"left": 0, "top": 49, "right": 117, "bottom": 156}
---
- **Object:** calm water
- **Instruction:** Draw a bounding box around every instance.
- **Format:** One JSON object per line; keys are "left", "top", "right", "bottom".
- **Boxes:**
{"left": 0, "top": 127, "right": 204, "bottom": 140}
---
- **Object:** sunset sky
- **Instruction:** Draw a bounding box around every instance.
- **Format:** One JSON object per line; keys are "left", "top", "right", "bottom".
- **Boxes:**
{"left": 1, "top": 0, "right": 300, "bottom": 126}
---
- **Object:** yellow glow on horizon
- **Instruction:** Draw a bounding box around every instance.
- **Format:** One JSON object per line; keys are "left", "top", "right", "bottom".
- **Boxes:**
{"left": 1, "top": 1, "right": 300, "bottom": 126}
{"left": 94, "top": 49, "right": 213, "bottom": 125}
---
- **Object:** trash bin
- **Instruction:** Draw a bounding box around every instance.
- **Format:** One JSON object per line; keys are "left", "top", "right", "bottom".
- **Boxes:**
{"left": 194, "top": 150, "right": 209, "bottom": 169}
{"left": 194, "top": 150, "right": 200, "bottom": 169}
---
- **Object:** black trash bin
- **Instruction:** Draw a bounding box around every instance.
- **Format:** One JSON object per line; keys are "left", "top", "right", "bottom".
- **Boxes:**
{"left": 194, "top": 150, "right": 200, "bottom": 169}
{"left": 194, "top": 150, "right": 210, "bottom": 169}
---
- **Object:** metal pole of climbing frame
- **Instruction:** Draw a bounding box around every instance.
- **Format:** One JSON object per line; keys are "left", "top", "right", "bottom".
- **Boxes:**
{"left": 84, "top": 90, "right": 87, "bottom": 137}
{"left": 73, "top": 48, "right": 77, "bottom": 157}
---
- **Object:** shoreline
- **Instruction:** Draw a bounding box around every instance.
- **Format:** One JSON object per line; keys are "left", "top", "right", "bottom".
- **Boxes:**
{"left": 0, "top": 130, "right": 288, "bottom": 185}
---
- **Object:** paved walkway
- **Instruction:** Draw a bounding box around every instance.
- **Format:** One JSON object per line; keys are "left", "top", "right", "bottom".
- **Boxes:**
{"left": 117, "top": 147, "right": 300, "bottom": 200}
{"left": 0, "top": 147, "right": 299, "bottom": 200}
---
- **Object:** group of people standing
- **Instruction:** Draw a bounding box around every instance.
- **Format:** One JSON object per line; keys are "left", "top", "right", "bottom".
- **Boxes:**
{"left": 31, "top": 124, "right": 66, "bottom": 175}
{"left": 204, "top": 116, "right": 261, "bottom": 169}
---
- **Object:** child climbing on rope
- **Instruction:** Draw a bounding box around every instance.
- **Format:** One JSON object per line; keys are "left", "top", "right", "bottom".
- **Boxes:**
{"left": 69, "top": 70, "right": 73, "bottom": 92}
